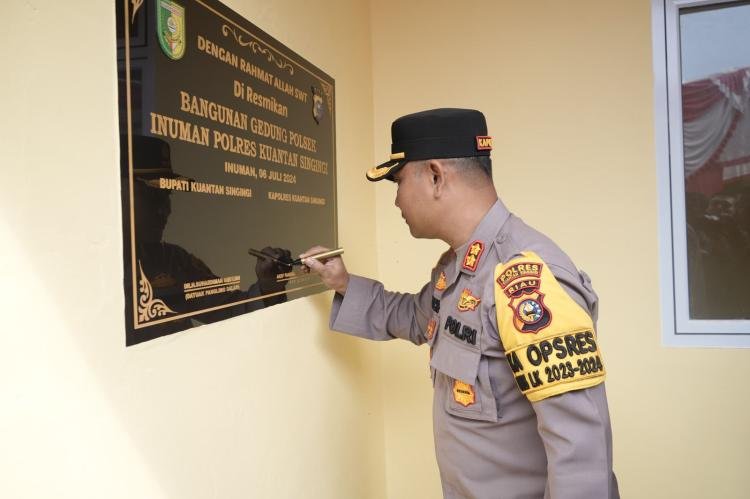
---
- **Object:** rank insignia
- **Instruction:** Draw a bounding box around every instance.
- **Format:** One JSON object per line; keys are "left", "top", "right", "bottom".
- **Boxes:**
{"left": 452, "top": 380, "right": 476, "bottom": 407}
{"left": 435, "top": 271, "right": 447, "bottom": 291}
{"left": 457, "top": 289, "right": 481, "bottom": 312}
{"left": 462, "top": 241, "right": 484, "bottom": 272}
{"left": 426, "top": 318, "right": 437, "bottom": 340}
{"left": 157, "top": 0, "right": 186, "bottom": 60}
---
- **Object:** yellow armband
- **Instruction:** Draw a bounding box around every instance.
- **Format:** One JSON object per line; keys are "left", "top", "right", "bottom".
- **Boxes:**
{"left": 494, "top": 252, "right": 605, "bottom": 402}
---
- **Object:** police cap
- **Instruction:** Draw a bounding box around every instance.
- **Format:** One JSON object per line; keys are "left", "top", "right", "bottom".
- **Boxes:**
{"left": 366, "top": 108, "right": 492, "bottom": 182}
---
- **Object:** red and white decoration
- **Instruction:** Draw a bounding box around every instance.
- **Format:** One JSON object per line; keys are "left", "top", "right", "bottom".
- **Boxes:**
{"left": 682, "top": 66, "right": 750, "bottom": 196}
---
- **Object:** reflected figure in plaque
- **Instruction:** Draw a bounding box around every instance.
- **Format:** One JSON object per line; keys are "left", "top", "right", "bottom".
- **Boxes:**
{"left": 123, "top": 135, "right": 291, "bottom": 341}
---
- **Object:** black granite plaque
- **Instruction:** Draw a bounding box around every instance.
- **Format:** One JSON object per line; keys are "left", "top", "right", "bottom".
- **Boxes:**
{"left": 116, "top": 0, "right": 336, "bottom": 345}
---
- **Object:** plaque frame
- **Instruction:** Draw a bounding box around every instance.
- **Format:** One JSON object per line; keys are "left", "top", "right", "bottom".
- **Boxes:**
{"left": 119, "top": 0, "right": 337, "bottom": 343}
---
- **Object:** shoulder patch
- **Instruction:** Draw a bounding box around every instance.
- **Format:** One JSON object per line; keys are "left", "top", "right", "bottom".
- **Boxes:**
{"left": 494, "top": 251, "right": 605, "bottom": 402}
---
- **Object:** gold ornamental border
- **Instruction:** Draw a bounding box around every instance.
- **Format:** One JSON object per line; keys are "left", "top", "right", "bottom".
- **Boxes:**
{"left": 220, "top": 25, "right": 295, "bottom": 76}
{"left": 123, "top": 0, "right": 337, "bottom": 330}
{"left": 137, "top": 260, "right": 177, "bottom": 322}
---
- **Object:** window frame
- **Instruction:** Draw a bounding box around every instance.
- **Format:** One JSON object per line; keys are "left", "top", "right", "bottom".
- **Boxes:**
{"left": 652, "top": 0, "right": 750, "bottom": 347}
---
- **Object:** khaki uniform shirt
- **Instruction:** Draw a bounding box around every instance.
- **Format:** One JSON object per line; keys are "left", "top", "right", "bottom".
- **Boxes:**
{"left": 330, "top": 199, "right": 619, "bottom": 499}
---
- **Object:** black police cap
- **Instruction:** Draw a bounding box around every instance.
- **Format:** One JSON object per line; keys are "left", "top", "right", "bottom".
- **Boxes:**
{"left": 121, "top": 135, "right": 192, "bottom": 188}
{"left": 366, "top": 108, "right": 492, "bottom": 182}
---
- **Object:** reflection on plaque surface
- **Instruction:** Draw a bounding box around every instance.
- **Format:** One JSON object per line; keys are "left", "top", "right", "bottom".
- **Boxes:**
{"left": 116, "top": 0, "right": 336, "bottom": 345}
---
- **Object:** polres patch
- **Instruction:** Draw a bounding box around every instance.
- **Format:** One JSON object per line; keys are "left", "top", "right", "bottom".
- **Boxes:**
{"left": 452, "top": 380, "right": 476, "bottom": 407}
{"left": 496, "top": 261, "right": 542, "bottom": 288}
{"left": 462, "top": 241, "right": 484, "bottom": 272}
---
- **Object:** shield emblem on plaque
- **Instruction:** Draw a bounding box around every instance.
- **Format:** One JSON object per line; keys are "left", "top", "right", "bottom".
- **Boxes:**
{"left": 157, "top": 0, "right": 186, "bottom": 60}
{"left": 311, "top": 86, "right": 325, "bottom": 124}
{"left": 508, "top": 290, "right": 551, "bottom": 333}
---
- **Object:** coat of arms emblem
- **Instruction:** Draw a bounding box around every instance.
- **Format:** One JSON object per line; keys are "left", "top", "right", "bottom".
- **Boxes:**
{"left": 157, "top": 0, "right": 186, "bottom": 60}
{"left": 311, "top": 86, "right": 325, "bottom": 124}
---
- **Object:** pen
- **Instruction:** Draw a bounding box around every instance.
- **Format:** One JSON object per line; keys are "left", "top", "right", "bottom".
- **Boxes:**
{"left": 247, "top": 248, "right": 291, "bottom": 266}
{"left": 291, "top": 248, "right": 344, "bottom": 266}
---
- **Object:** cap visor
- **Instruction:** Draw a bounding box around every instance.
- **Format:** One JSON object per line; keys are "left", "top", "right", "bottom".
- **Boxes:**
{"left": 366, "top": 159, "right": 407, "bottom": 182}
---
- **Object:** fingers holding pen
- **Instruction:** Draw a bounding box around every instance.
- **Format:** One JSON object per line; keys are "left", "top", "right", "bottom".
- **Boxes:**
{"left": 300, "top": 246, "right": 349, "bottom": 295}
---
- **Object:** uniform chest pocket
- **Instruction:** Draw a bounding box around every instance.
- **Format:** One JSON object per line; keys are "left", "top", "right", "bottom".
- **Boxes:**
{"left": 438, "top": 357, "right": 498, "bottom": 423}
{"left": 431, "top": 319, "right": 498, "bottom": 422}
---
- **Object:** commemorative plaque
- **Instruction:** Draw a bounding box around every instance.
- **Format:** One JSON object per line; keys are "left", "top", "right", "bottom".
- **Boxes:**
{"left": 116, "top": 0, "right": 336, "bottom": 345}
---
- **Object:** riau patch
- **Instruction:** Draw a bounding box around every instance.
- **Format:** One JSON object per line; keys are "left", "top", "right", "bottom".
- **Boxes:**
{"left": 426, "top": 318, "right": 437, "bottom": 340}
{"left": 457, "top": 289, "right": 481, "bottom": 312}
{"left": 462, "top": 241, "right": 484, "bottom": 272}
{"left": 452, "top": 380, "right": 476, "bottom": 407}
{"left": 435, "top": 271, "right": 447, "bottom": 291}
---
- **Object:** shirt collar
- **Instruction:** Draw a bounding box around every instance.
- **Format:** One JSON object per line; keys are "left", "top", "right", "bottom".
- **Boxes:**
{"left": 452, "top": 199, "right": 511, "bottom": 276}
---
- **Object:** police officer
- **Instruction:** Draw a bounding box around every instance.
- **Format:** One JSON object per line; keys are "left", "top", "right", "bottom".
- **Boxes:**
{"left": 303, "top": 108, "right": 619, "bottom": 498}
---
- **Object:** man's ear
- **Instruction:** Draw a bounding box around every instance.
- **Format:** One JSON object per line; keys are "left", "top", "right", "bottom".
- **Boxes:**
{"left": 427, "top": 160, "right": 447, "bottom": 197}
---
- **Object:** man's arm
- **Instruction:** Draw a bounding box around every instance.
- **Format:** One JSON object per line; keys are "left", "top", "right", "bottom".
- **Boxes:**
{"left": 302, "top": 246, "right": 433, "bottom": 344}
{"left": 532, "top": 384, "right": 618, "bottom": 498}
{"left": 494, "top": 251, "right": 618, "bottom": 498}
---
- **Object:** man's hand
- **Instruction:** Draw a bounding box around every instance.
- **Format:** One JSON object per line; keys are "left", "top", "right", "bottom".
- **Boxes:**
{"left": 300, "top": 245, "right": 350, "bottom": 295}
{"left": 254, "top": 246, "right": 292, "bottom": 293}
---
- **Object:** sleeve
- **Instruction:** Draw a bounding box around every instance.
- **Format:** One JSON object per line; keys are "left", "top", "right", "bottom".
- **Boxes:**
{"left": 493, "top": 251, "right": 606, "bottom": 401}
{"left": 329, "top": 274, "right": 433, "bottom": 345}
{"left": 494, "top": 251, "right": 617, "bottom": 498}
{"left": 533, "top": 384, "right": 618, "bottom": 499}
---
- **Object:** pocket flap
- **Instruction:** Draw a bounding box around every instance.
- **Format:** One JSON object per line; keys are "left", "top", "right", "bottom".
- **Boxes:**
{"left": 430, "top": 338, "right": 480, "bottom": 384}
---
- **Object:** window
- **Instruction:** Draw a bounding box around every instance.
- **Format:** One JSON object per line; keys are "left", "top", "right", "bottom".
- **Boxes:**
{"left": 652, "top": 0, "right": 750, "bottom": 346}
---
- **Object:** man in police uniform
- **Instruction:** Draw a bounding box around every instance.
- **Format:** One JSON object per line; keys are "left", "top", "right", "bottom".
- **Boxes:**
{"left": 303, "top": 108, "right": 619, "bottom": 498}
